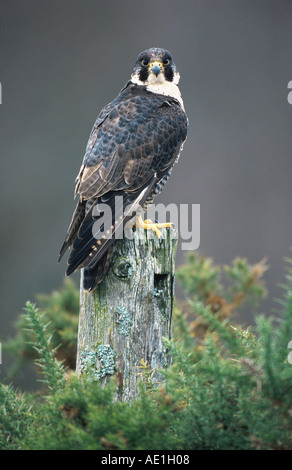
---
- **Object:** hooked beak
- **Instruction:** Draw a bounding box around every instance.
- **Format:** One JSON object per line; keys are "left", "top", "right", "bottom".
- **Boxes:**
{"left": 151, "top": 61, "right": 162, "bottom": 77}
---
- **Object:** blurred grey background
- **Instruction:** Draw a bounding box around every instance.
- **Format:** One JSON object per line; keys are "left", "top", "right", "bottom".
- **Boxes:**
{"left": 1, "top": 0, "right": 292, "bottom": 383}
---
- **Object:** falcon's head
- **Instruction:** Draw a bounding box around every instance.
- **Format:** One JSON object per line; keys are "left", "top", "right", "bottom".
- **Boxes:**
{"left": 131, "top": 48, "right": 180, "bottom": 86}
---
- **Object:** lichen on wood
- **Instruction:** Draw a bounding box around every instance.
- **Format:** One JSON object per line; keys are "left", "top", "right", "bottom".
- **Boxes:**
{"left": 76, "top": 227, "right": 178, "bottom": 401}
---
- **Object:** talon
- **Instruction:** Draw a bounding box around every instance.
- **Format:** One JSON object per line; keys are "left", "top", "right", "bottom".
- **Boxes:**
{"left": 135, "top": 215, "right": 172, "bottom": 239}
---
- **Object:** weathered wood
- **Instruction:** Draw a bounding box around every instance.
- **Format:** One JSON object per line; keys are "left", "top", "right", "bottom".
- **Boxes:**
{"left": 75, "top": 228, "right": 178, "bottom": 401}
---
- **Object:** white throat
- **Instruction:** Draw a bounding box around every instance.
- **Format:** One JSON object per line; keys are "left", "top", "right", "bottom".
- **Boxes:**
{"left": 131, "top": 71, "right": 185, "bottom": 110}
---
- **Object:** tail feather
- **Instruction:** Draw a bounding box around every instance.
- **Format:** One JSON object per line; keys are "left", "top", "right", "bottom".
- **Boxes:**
{"left": 60, "top": 174, "right": 157, "bottom": 288}
{"left": 65, "top": 192, "right": 122, "bottom": 276}
{"left": 58, "top": 200, "right": 86, "bottom": 262}
{"left": 83, "top": 248, "right": 113, "bottom": 291}
{"left": 82, "top": 180, "right": 156, "bottom": 272}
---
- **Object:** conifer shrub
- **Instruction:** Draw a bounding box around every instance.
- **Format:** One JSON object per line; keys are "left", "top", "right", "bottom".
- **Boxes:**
{"left": 1, "top": 253, "right": 292, "bottom": 450}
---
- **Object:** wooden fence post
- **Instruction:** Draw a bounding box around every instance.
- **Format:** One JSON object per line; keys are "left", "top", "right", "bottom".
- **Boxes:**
{"left": 75, "top": 227, "right": 178, "bottom": 401}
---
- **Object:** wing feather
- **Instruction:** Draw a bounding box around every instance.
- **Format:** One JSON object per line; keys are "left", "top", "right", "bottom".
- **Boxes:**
{"left": 60, "top": 84, "right": 188, "bottom": 287}
{"left": 66, "top": 176, "right": 157, "bottom": 276}
{"left": 75, "top": 90, "right": 187, "bottom": 202}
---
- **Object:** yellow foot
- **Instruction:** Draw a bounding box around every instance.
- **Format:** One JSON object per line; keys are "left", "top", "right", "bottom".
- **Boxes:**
{"left": 135, "top": 215, "right": 173, "bottom": 239}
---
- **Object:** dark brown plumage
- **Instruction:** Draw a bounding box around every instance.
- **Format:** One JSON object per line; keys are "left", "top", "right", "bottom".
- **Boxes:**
{"left": 59, "top": 48, "right": 188, "bottom": 291}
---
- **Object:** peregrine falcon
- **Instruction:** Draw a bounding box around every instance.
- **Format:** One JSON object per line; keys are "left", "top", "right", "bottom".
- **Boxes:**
{"left": 59, "top": 48, "right": 188, "bottom": 291}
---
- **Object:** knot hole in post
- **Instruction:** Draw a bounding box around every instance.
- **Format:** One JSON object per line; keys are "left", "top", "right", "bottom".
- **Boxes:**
{"left": 153, "top": 273, "right": 168, "bottom": 297}
{"left": 112, "top": 256, "right": 134, "bottom": 280}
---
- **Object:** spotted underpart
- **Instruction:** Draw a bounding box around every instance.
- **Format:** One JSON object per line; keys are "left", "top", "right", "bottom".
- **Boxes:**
{"left": 59, "top": 48, "right": 188, "bottom": 291}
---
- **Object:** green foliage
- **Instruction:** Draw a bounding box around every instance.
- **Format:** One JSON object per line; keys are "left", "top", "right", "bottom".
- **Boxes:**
{"left": 23, "top": 301, "right": 66, "bottom": 393}
{"left": 1, "top": 253, "right": 292, "bottom": 450}
{"left": 177, "top": 253, "right": 267, "bottom": 305}
{"left": 0, "top": 384, "right": 33, "bottom": 450}
{"left": 2, "top": 279, "right": 79, "bottom": 377}
{"left": 176, "top": 252, "right": 222, "bottom": 299}
{"left": 176, "top": 253, "right": 267, "bottom": 339}
{"left": 163, "top": 306, "right": 292, "bottom": 449}
{"left": 19, "top": 375, "right": 183, "bottom": 450}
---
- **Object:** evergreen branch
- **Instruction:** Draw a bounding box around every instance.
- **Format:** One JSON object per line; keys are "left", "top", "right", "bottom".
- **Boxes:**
{"left": 23, "top": 301, "right": 65, "bottom": 393}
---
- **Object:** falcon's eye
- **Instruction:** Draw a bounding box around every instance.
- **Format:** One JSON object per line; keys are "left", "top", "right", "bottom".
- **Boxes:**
{"left": 141, "top": 58, "right": 149, "bottom": 67}
{"left": 163, "top": 58, "right": 171, "bottom": 65}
